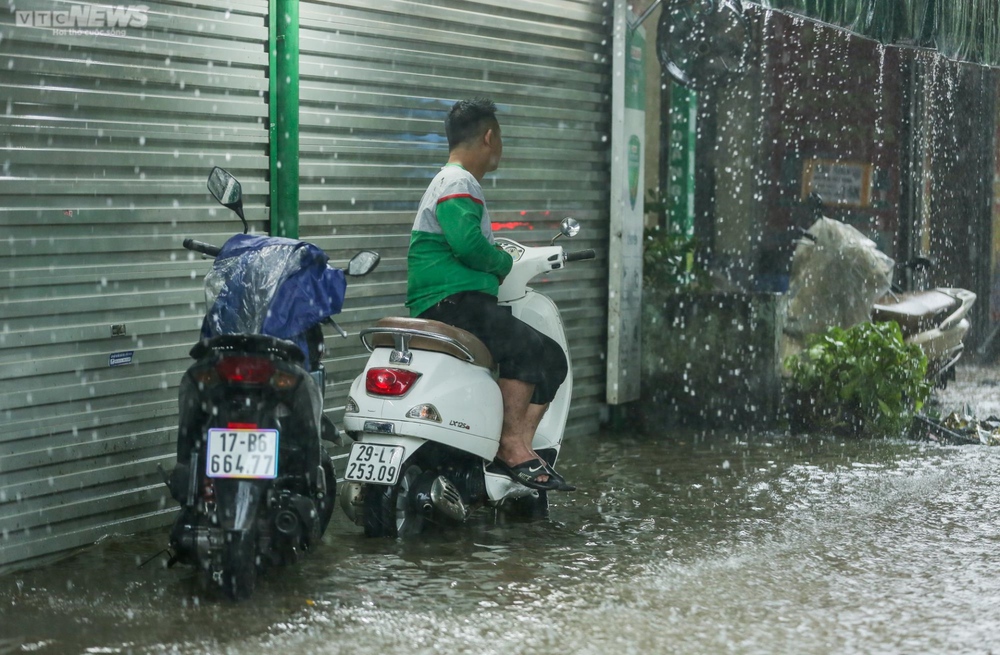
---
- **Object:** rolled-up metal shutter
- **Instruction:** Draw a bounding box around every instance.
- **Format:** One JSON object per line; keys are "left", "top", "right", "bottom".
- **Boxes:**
{"left": 0, "top": 1, "right": 270, "bottom": 571}
{"left": 297, "top": 0, "right": 613, "bottom": 437}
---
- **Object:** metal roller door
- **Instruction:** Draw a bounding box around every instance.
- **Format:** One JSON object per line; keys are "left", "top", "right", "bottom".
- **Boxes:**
{"left": 297, "top": 0, "right": 613, "bottom": 437}
{"left": 0, "top": 1, "right": 270, "bottom": 571}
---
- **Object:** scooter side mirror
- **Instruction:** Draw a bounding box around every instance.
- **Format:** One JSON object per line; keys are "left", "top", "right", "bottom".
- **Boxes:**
{"left": 560, "top": 217, "right": 581, "bottom": 237}
{"left": 207, "top": 166, "right": 248, "bottom": 234}
{"left": 347, "top": 250, "right": 380, "bottom": 277}
{"left": 551, "top": 217, "right": 581, "bottom": 244}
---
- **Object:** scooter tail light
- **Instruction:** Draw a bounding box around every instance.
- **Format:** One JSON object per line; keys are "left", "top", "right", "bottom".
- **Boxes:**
{"left": 365, "top": 367, "right": 421, "bottom": 396}
{"left": 215, "top": 356, "right": 275, "bottom": 385}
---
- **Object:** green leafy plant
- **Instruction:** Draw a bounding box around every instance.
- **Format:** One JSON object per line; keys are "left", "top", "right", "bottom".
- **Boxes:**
{"left": 643, "top": 227, "right": 706, "bottom": 290}
{"left": 642, "top": 188, "right": 709, "bottom": 292}
{"left": 784, "top": 321, "right": 932, "bottom": 437}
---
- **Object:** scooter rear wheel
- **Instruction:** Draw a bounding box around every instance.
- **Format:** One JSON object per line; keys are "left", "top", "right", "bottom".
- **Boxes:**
{"left": 362, "top": 459, "right": 425, "bottom": 538}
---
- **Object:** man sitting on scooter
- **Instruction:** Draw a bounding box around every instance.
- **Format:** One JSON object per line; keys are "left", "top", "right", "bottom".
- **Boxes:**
{"left": 405, "top": 97, "right": 574, "bottom": 492}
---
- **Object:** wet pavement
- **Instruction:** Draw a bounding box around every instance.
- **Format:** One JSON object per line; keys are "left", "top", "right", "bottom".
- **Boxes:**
{"left": 930, "top": 363, "right": 1000, "bottom": 417}
{"left": 3, "top": 364, "right": 1000, "bottom": 654}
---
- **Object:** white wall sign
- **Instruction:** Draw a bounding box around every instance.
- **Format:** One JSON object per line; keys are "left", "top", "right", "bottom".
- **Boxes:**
{"left": 607, "top": 0, "right": 645, "bottom": 405}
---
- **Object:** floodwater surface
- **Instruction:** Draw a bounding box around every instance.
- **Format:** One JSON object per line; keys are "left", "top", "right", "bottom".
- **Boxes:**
{"left": 3, "top": 367, "right": 1000, "bottom": 654}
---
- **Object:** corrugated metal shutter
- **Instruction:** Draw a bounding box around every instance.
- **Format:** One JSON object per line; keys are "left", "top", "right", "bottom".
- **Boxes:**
{"left": 0, "top": 1, "right": 270, "bottom": 571}
{"left": 297, "top": 0, "right": 613, "bottom": 438}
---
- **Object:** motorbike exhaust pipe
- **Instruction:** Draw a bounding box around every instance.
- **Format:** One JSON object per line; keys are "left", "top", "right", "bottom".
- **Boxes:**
{"left": 412, "top": 473, "right": 436, "bottom": 518}
{"left": 430, "top": 476, "right": 467, "bottom": 523}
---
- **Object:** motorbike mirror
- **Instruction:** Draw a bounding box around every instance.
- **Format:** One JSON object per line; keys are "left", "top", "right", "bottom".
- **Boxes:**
{"left": 207, "top": 166, "right": 248, "bottom": 234}
{"left": 347, "top": 250, "right": 380, "bottom": 277}
{"left": 560, "top": 217, "right": 581, "bottom": 237}
{"left": 552, "top": 217, "right": 581, "bottom": 244}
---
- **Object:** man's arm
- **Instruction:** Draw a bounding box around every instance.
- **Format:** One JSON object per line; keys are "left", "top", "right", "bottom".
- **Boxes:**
{"left": 437, "top": 196, "right": 512, "bottom": 277}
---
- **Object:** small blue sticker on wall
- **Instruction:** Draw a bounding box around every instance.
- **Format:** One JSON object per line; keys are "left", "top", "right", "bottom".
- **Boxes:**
{"left": 109, "top": 351, "right": 134, "bottom": 367}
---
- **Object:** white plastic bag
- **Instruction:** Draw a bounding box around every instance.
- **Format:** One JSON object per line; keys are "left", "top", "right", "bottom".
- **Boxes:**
{"left": 782, "top": 217, "right": 895, "bottom": 359}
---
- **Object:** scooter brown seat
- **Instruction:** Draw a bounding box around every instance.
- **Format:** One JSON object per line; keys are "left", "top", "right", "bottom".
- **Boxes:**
{"left": 364, "top": 316, "right": 495, "bottom": 370}
{"left": 871, "top": 290, "right": 959, "bottom": 336}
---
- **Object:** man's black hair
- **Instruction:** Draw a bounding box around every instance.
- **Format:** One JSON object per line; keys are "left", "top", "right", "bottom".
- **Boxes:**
{"left": 445, "top": 98, "right": 498, "bottom": 150}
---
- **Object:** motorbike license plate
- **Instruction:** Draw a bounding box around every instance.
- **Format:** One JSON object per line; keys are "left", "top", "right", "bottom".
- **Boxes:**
{"left": 344, "top": 443, "right": 405, "bottom": 485}
{"left": 206, "top": 428, "right": 279, "bottom": 479}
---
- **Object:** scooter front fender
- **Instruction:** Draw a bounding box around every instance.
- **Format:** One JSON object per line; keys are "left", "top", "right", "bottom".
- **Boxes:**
{"left": 213, "top": 479, "right": 267, "bottom": 531}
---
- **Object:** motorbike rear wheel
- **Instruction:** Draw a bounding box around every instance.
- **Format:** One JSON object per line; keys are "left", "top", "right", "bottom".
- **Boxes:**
{"left": 318, "top": 448, "right": 337, "bottom": 536}
{"left": 220, "top": 529, "right": 258, "bottom": 601}
{"left": 362, "top": 459, "right": 425, "bottom": 538}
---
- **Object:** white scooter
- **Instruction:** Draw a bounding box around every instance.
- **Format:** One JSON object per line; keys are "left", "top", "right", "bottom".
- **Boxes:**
{"left": 339, "top": 218, "right": 595, "bottom": 537}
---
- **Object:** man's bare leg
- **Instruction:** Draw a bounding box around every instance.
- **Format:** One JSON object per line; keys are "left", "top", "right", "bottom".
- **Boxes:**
{"left": 496, "top": 378, "right": 549, "bottom": 482}
{"left": 524, "top": 402, "right": 548, "bottom": 457}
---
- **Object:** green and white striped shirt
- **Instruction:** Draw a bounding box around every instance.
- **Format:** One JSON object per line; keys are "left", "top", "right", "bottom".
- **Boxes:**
{"left": 406, "top": 164, "right": 513, "bottom": 317}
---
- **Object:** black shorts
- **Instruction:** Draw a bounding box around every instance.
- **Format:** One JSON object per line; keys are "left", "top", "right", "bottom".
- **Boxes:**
{"left": 418, "top": 291, "right": 568, "bottom": 405}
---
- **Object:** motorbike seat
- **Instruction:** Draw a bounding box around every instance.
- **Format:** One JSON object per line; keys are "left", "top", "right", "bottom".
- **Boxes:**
{"left": 871, "top": 290, "right": 959, "bottom": 335}
{"left": 365, "top": 317, "right": 495, "bottom": 370}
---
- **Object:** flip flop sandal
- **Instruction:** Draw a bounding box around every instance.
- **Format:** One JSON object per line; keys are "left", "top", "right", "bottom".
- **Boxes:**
{"left": 541, "top": 463, "right": 576, "bottom": 492}
{"left": 528, "top": 449, "right": 576, "bottom": 492}
{"left": 492, "top": 457, "right": 562, "bottom": 491}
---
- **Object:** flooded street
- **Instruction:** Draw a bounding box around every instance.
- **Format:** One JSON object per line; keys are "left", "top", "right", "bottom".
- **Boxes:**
{"left": 5, "top": 1, "right": 1000, "bottom": 653}
{"left": 4, "top": 366, "right": 1000, "bottom": 654}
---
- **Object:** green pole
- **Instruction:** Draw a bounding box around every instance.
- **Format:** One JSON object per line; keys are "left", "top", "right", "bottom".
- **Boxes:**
{"left": 268, "top": 0, "right": 276, "bottom": 229}
{"left": 667, "top": 82, "right": 696, "bottom": 241}
{"left": 271, "top": 0, "right": 300, "bottom": 238}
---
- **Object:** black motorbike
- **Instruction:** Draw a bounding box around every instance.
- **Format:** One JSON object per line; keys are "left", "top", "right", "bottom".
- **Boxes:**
{"left": 162, "top": 167, "right": 379, "bottom": 599}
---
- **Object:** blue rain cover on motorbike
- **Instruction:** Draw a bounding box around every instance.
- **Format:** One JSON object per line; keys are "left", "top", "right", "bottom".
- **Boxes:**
{"left": 200, "top": 234, "right": 347, "bottom": 369}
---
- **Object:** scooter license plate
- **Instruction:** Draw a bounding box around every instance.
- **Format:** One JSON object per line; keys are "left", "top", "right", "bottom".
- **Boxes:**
{"left": 206, "top": 428, "right": 279, "bottom": 479}
{"left": 344, "top": 443, "right": 405, "bottom": 485}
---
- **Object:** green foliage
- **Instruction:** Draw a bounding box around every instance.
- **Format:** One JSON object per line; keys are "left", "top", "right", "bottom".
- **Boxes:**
{"left": 642, "top": 227, "right": 707, "bottom": 291}
{"left": 784, "top": 321, "right": 932, "bottom": 437}
{"left": 642, "top": 188, "right": 709, "bottom": 292}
